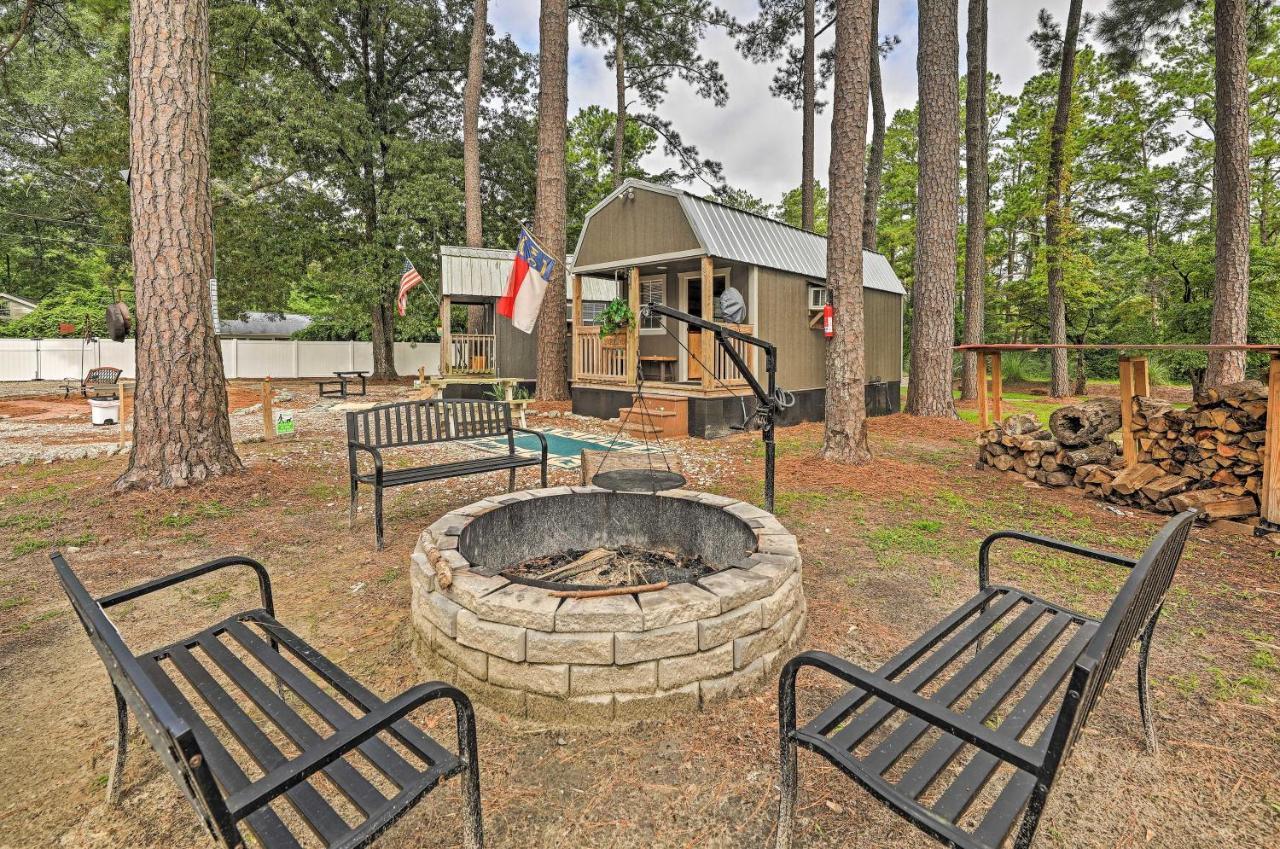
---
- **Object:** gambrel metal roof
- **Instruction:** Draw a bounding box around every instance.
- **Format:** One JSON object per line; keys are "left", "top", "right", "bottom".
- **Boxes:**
{"left": 572, "top": 179, "right": 907, "bottom": 296}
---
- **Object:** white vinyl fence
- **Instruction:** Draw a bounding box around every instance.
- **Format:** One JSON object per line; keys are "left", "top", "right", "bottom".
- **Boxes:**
{"left": 0, "top": 338, "right": 440, "bottom": 382}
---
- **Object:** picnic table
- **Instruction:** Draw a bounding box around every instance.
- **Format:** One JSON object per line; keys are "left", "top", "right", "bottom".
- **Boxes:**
{"left": 318, "top": 370, "right": 369, "bottom": 399}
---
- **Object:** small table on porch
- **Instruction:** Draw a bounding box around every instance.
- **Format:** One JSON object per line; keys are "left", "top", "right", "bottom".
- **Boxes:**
{"left": 317, "top": 370, "right": 369, "bottom": 399}
{"left": 640, "top": 355, "right": 678, "bottom": 383}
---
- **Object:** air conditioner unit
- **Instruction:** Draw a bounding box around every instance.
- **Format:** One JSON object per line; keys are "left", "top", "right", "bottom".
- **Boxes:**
{"left": 807, "top": 284, "right": 830, "bottom": 312}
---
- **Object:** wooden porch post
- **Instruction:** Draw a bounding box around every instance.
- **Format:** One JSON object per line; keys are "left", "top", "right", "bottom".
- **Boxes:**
{"left": 991, "top": 352, "right": 1003, "bottom": 424}
{"left": 571, "top": 274, "right": 582, "bottom": 382}
{"left": 977, "top": 353, "right": 990, "bottom": 430}
{"left": 627, "top": 267, "right": 640, "bottom": 386}
{"left": 700, "top": 255, "right": 715, "bottom": 391}
{"left": 438, "top": 296, "right": 453, "bottom": 375}
{"left": 1260, "top": 354, "right": 1280, "bottom": 526}
{"left": 1119, "top": 356, "right": 1137, "bottom": 467}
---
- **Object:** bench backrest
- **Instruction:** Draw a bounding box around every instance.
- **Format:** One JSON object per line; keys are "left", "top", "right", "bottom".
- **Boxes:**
{"left": 347, "top": 398, "right": 513, "bottom": 449}
{"left": 85, "top": 366, "right": 121, "bottom": 384}
{"left": 1048, "top": 510, "right": 1196, "bottom": 767}
{"left": 52, "top": 554, "right": 240, "bottom": 847}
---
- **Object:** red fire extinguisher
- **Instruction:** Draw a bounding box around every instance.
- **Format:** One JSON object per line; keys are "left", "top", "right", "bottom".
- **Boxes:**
{"left": 822, "top": 302, "right": 834, "bottom": 338}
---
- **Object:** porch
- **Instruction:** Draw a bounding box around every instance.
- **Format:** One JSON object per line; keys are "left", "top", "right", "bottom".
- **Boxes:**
{"left": 570, "top": 255, "right": 759, "bottom": 396}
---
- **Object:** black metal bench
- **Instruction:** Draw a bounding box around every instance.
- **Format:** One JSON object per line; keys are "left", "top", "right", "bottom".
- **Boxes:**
{"left": 52, "top": 552, "right": 483, "bottom": 849}
{"left": 319, "top": 370, "right": 369, "bottom": 399}
{"left": 347, "top": 398, "right": 548, "bottom": 549}
{"left": 776, "top": 510, "right": 1196, "bottom": 849}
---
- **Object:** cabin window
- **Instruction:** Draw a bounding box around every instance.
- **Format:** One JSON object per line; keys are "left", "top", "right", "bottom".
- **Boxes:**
{"left": 807, "top": 283, "right": 830, "bottom": 312}
{"left": 580, "top": 301, "right": 607, "bottom": 325}
{"left": 640, "top": 276, "right": 666, "bottom": 332}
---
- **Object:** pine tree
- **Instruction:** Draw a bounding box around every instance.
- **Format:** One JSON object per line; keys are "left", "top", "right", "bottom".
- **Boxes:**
{"left": 535, "top": 0, "right": 570, "bottom": 400}
{"left": 960, "top": 0, "right": 989, "bottom": 400}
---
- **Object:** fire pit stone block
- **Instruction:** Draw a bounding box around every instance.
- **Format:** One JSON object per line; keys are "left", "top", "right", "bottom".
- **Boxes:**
{"left": 411, "top": 488, "right": 806, "bottom": 723}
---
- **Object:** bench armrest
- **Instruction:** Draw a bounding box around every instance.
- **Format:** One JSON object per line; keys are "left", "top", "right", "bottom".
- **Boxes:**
{"left": 782, "top": 650, "right": 1044, "bottom": 775}
{"left": 979, "top": 531, "right": 1137, "bottom": 591}
{"left": 97, "top": 556, "right": 274, "bottom": 617}
{"left": 510, "top": 427, "right": 547, "bottom": 458}
{"left": 225, "top": 682, "right": 470, "bottom": 820}
{"left": 348, "top": 441, "right": 384, "bottom": 479}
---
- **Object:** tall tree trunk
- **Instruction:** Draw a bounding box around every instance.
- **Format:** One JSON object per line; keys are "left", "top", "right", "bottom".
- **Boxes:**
{"left": 1045, "top": 0, "right": 1082, "bottom": 399}
{"left": 905, "top": 0, "right": 959, "bottom": 419}
{"left": 801, "top": 0, "right": 816, "bottom": 231}
{"left": 534, "top": 0, "right": 570, "bottom": 400}
{"left": 960, "top": 0, "right": 988, "bottom": 401}
{"left": 861, "top": 0, "right": 884, "bottom": 250}
{"left": 117, "top": 0, "right": 241, "bottom": 490}
{"left": 1205, "top": 0, "right": 1250, "bottom": 387}
{"left": 822, "top": 0, "right": 875, "bottom": 464}
{"left": 464, "top": 0, "right": 488, "bottom": 334}
{"left": 612, "top": 21, "right": 626, "bottom": 188}
{"left": 370, "top": 294, "right": 397, "bottom": 379}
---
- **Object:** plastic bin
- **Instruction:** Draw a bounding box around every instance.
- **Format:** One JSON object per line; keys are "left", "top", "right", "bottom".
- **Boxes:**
{"left": 88, "top": 397, "right": 119, "bottom": 426}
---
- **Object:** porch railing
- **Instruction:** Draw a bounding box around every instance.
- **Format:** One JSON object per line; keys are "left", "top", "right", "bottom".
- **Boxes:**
{"left": 574, "top": 326, "right": 629, "bottom": 384}
{"left": 710, "top": 323, "right": 756, "bottom": 388}
{"left": 446, "top": 333, "right": 495, "bottom": 374}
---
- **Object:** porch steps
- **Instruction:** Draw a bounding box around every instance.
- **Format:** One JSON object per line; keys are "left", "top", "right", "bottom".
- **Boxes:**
{"left": 617, "top": 393, "right": 688, "bottom": 440}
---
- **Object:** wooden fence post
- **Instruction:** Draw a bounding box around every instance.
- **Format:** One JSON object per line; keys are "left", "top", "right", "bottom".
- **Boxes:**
{"left": 118, "top": 382, "right": 130, "bottom": 447}
{"left": 1261, "top": 354, "right": 1280, "bottom": 527}
{"left": 262, "top": 378, "right": 274, "bottom": 441}
{"left": 990, "top": 352, "right": 1003, "bottom": 424}
{"left": 1118, "top": 357, "right": 1137, "bottom": 467}
{"left": 977, "top": 354, "right": 990, "bottom": 430}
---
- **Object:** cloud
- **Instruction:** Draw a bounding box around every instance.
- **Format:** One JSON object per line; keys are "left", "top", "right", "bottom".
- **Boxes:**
{"left": 490, "top": 0, "right": 1112, "bottom": 204}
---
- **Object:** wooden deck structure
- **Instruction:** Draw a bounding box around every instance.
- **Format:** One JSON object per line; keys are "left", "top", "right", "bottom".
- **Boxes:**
{"left": 955, "top": 343, "right": 1280, "bottom": 529}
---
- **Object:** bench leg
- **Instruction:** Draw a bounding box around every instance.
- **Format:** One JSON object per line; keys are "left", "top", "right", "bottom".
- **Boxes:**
{"left": 775, "top": 664, "right": 801, "bottom": 849}
{"left": 540, "top": 460, "right": 548, "bottom": 489}
{"left": 508, "top": 467, "right": 516, "bottom": 493}
{"left": 106, "top": 685, "right": 128, "bottom": 807}
{"left": 1138, "top": 605, "right": 1163, "bottom": 756}
{"left": 456, "top": 699, "right": 485, "bottom": 849}
{"left": 348, "top": 479, "right": 358, "bottom": 529}
{"left": 374, "top": 485, "right": 385, "bottom": 551}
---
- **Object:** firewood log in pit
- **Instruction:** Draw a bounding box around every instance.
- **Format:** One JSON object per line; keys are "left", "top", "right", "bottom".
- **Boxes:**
{"left": 1049, "top": 398, "right": 1122, "bottom": 447}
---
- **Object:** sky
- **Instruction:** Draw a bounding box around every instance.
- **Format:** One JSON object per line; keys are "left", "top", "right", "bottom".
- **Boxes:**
{"left": 490, "top": 1, "right": 1112, "bottom": 204}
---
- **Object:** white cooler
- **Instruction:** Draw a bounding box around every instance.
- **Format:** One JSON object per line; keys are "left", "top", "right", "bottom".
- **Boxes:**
{"left": 88, "top": 397, "right": 120, "bottom": 426}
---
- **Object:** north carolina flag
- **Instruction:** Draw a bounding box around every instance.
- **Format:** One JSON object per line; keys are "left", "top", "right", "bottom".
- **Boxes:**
{"left": 498, "top": 226, "right": 557, "bottom": 333}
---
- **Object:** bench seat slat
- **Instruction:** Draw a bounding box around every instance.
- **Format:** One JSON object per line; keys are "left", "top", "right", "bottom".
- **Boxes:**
{"left": 892, "top": 611, "right": 1074, "bottom": 798}
{"left": 139, "top": 656, "right": 303, "bottom": 849}
{"left": 165, "top": 645, "right": 352, "bottom": 843}
{"left": 245, "top": 613, "right": 457, "bottom": 771}
{"left": 221, "top": 620, "right": 429, "bottom": 790}
{"left": 854, "top": 602, "right": 1054, "bottom": 773}
{"left": 356, "top": 454, "right": 541, "bottom": 488}
{"left": 196, "top": 633, "right": 390, "bottom": 817}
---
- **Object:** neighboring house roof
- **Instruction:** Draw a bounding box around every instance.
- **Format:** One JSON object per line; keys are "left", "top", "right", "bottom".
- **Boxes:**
{"left": 440, "top": 246, "right": 617, "bottom": 300}
{"left": 0, "top": 292, "right": 38, "bottom": 309}
{"left": 218, "top": 311, "right": 313, "bottom": 337}
{"left": 572, "top": 179, "right": 908, "bottom": 296}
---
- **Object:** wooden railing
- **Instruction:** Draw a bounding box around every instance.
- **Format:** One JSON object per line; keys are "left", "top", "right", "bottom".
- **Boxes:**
{"left": 709, "top": 323, "right": 756, "bottom": 388}
{"left": 573, "top": 326, "right": 629, "bottom": 383}
{"left": 446, "top": 333, "right": 495, "bottom": 375}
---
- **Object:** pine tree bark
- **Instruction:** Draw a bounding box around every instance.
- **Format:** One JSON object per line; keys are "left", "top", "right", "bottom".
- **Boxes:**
{"left": 1205, "top": 0, "right": 1250, "bottom": 388}
{"left": 960, "top": 0, "right": 988, "bottom": 400}
{"left": 861, "top": 0, "right": 885, "bottom": 250}
{"left": 801, "top": 0, "right": 816, "bottom": 231}
{"left": 1045, "top": 0, "right": 1082, "bottom": 399}
{"left": 464, "top": 0, "right": 488, "bottom": 334}
{"left": 906, "top": 0, "right": 959, "bottom": 419}
{"left": 822, "top": 0, "right": 874, "bottom": 464}
{"left": 534, "top": 0, "right": 570, "bottom": 400}
{"left": 612, "top": 19, "right": 626, "bottom": 188}
{"left": 116, "top": 0, "right": 241, "bottom": 490}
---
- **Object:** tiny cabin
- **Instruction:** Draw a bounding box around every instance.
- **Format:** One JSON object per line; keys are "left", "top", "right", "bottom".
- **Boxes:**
{"left": 437, "top": 246, "right": 615, "bottom": 382}
{"left": 568, "top": 179, "right": 905, "bottom": 437}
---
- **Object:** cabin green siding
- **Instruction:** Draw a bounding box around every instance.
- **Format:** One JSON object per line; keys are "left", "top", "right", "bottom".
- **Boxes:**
{"left": 573, "top": 192, "right": 701, "bottom": 268}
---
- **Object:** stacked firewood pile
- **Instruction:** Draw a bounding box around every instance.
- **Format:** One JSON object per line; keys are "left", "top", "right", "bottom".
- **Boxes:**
{"left": 978, "top": 381, "right": 1269, "bottom": 522}
{"left": 976, "top": 400, "right": 1125, "bottom": 487}
{"left": 1116, "top": 380, "right": 1268, "bottom": 519}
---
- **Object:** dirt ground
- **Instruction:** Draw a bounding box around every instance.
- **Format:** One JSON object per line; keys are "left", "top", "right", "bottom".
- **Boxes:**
{"left": 0, "top": 383, "right": 1277, "bottom": 849}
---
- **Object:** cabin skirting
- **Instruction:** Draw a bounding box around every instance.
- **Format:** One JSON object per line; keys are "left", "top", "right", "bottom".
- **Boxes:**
{"left": 570, "top": 381, "right": 899, "bottom": 439}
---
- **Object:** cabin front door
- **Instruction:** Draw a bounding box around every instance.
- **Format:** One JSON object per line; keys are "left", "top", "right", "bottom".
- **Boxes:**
{"left": 679, "top": 269, "right": 729, "bottom": 383}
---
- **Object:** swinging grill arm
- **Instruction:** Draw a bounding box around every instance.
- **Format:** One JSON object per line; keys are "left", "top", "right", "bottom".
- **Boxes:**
{"left": 642, "top": 302, "right": 781, "bottom": 512}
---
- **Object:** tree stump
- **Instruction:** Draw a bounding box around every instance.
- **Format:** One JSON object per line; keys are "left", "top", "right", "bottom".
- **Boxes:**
{"left": 1048, "top": 398, "right": 1122, "bottom": 447}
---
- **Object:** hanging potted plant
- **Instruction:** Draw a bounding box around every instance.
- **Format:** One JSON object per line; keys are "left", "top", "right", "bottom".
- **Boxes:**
{"left": 598, "top": 298, "right": 634, "bottom": 348}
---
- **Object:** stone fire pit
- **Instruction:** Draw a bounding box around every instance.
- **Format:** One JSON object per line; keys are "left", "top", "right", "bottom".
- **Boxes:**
{"left": 410, "top": 486, "right": 806, "bottom": 722}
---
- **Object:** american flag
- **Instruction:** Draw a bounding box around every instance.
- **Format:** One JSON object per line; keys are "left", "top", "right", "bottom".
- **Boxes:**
{"left": 396, "top": 259, "right": 423, "bottom": 316}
